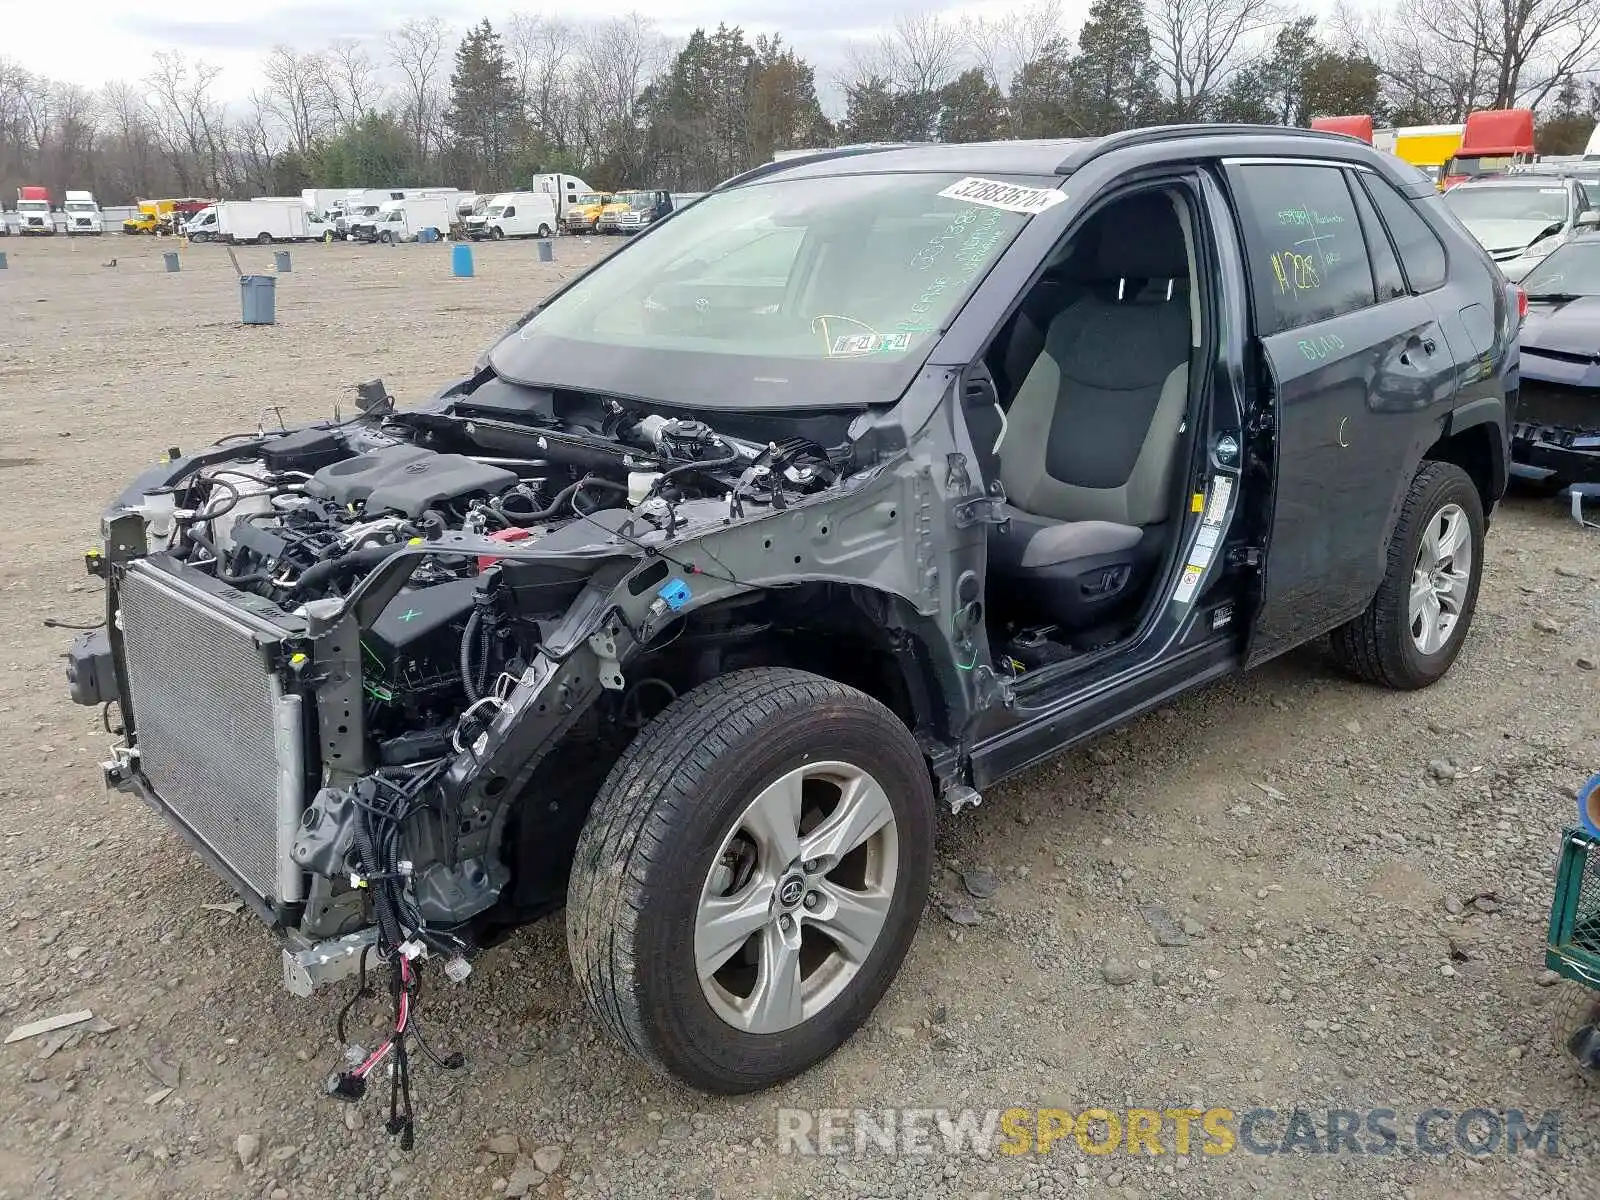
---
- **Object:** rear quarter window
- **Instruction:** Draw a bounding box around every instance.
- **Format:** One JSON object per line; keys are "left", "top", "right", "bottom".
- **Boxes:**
{"left": 1232, "top": 163, "right": 1376, "bottom": 336}
{"left": 1361, "top": 175, "right": 1449, "bottom": 293}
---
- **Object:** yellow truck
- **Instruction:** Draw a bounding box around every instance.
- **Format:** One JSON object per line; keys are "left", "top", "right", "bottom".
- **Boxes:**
{"left": 122, "top": 200, "right": 167, "bottom": 235}
{"left": 1376, "top": 124, "right": 1466, "bottom": 187}
{"left": 561, "top": 191, "right": 611, "bottom": 234}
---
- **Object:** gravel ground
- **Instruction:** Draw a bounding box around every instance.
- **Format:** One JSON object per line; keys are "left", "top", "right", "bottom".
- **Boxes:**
{"left": 2, "top": 234, "right": 1599, "bottom": 1200}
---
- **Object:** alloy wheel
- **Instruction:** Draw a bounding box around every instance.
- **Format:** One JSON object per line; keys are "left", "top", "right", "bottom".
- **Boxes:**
{"left": 695, "top": 760, "right": 898, "bottom": 1034}
{"left": 1408, "top": 502, "right": 1472, "bottom": 655}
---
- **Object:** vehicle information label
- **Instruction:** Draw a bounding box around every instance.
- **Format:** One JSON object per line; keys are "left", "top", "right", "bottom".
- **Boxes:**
{"left": 1203, "top": 475, "right": 1233, "bottom": 525}
{"left": 938, "top": 177, "right": 1068, "bottom": 215}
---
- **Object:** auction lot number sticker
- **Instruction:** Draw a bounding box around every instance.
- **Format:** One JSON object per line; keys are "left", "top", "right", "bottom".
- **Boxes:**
{"left": 938, "top": 177, "right": 1068, "bottom": 215}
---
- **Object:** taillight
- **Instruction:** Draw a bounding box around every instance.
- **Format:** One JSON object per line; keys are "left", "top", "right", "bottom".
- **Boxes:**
{"left": 1514, "top": 285, "right": 1528, "bottom": 324}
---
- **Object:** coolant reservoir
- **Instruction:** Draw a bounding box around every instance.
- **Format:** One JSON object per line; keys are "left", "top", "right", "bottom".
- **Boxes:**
{"left": 627, "top": 471, "right": 662, "bottom": 506}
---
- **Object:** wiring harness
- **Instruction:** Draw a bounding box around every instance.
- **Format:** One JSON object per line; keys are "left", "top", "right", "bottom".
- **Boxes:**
{"left": 323, "top": 763, "right": 469, "bottom": 1149}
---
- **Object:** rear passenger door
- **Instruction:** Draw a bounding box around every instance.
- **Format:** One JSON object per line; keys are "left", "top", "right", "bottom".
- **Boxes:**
{"left": 1225, "top": 160, "right": 1459, "bottom": 664}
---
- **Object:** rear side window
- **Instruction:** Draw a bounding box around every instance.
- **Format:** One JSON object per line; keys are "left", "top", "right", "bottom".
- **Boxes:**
{"left": 1361, "top": 175, "right": 1448, "bottom": 293}
{"left": 1348, "top": 176, "right": 1407, "bottom": 303}
{"left": 1233, "top": 163, "right": 1375, "bottom": 335}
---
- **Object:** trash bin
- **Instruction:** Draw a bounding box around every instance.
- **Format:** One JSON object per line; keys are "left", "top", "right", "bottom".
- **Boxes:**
{"left": 452, "top": 243, "right": 474, "bottom": 278}
{"left": 274, "top": 250, "right": 292, "bottom": 272}
{"left": 163, "top": 251, "right": 180, "bottom": 273}
{"left": 240, "top": 274, "right": 276, "bottom": 325}
{"left": 537, "top": 239, "right": 554, "bottom": 263}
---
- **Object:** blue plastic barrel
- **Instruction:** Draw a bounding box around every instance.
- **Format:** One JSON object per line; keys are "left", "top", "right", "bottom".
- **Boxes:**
{"left": 537, "top": 239, "right": 554, "bottom": 263}
{"left": 274, "top": 250, "right": 291, "bottom": 272}
{"left": 417, "top": 227, "right": 439, "bottom": 244}
{"left": 163, "top": 251, "right": 179, "bottom": 273}
{"left": 452, "top": 243, "right": 474, "bottom": 278}
{"left": 240, "top": 274, "right": 276, "bottom": 325}
{"left": 0, "top": 251, "right": 7, "bottom": 270}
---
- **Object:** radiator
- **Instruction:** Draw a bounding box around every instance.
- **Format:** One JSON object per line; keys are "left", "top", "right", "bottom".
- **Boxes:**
{"left": 118, "top": 562, "right": 306, "bottom": 904}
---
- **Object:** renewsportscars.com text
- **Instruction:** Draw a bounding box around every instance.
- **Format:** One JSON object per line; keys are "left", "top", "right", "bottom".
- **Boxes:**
{"left": 776, "top": 1106, "right": 1560, "bottom": 1158}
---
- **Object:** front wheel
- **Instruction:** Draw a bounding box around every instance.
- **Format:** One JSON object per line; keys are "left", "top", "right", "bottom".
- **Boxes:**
{"left": 490, "top": 226, "right": 504, "bottom": 241}
{"left": 568, "top": 667, "right": 934, "bottom": 1094}
{"left": 256, "top": 232, "right": 272, "bottom": 244}
{"left": 379, "top": 230, "right": 394, "bottom": 244}
{"left": 1329, "top": 460, "right": 1484, "bottom": 689}
{"left": 538, "top": 223, "right": 552, "bottom": 237}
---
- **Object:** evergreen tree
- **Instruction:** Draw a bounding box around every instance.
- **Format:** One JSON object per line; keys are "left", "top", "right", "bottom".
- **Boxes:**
{"left": 1073, "top": 0, "right": 1160, "bottom": 134}
{"left": 938, "top": 68, "right": 1006, "bottom": 142}
{"left": 445, "top": 20, "right": 521, "bottom": 190}
{"left": 1008, "top": 41, "right": 1082, "bottom": 138}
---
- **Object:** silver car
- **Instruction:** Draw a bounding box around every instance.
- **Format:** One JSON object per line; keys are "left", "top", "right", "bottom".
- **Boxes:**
{"left": 1444, "top": 174, "right": 1600, "bottom": 280}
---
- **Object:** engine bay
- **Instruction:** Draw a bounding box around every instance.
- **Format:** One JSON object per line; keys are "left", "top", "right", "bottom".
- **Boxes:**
{"left": 128, "top": 381, "right": 854, "bottom": 765}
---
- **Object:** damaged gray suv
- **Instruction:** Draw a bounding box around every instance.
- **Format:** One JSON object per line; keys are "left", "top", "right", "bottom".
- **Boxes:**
{"left": 67, "top": 128, "right": 1516, "bottom": 1115}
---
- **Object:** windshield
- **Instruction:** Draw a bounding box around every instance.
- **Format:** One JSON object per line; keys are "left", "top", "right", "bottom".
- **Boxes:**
{"left": 18, "top": 201, "right": 47, "bottom": 212}
{"left": 618, "top": 192, "right": 654, "bottom": 209}
{"left": 1521, "top": 240, "right": 1600, "bottom": 298}
{"left": 1444, "top": 185, "right": 1569, "bottom": 225}
{"left": 65, "top": 201, "right": 94, "bottom": 212}
{"left": 488, "top": 206, "right": 506, "bottom": 217}
{"left": 576, "top": 193, "right": 604, "bottom": 206}
{"left": 491, "top": 171, "right": 1042, "bottom": 410}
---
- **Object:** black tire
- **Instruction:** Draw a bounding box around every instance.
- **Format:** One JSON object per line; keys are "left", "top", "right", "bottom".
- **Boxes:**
{"left": 490, "top": 226, "right": 504, "bottom": 241}
{"left": 538, "top": 223, "right": 552, "bottom": 237}
{"left": 256, "top": 232, "right": 272, "bottom": 244}
{"left": 1552, "top": 981, "right": 1600, "bottom": 1080}
{"left": 1329, "top": 460, "right": 1484, "bottom": 689}
{"left": 567, "top": 667, "right": 934, "bottom": 1094}
{"left": 379, "top": 230, "right": 394, "bottom": 244}
{"left": 323, "top": 230, "right": 334, "bottom": 243}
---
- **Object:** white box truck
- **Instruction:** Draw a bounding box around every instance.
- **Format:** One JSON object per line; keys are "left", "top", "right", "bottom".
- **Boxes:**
{"left": 464, "top": 192, "right": 559, "bottom": 240}
{"left": 349, "top": 196, "right": 453, "bottom": 243}
{"left": 186, "top": 200, "right": 332, "bottom": 244}
{"left": 63, "top": 190, "right": 103, "bottom": 235}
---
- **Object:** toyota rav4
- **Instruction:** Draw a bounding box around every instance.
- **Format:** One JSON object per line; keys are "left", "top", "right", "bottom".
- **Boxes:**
{"left": 67, "top": 128, "right": 1517, "bottom": 1122}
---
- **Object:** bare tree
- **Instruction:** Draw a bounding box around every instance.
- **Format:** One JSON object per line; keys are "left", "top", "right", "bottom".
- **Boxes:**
{"left": 507, "top": 13, "right": 580, "bottom": 153}
{"left": 320, "top": 38, "right": 383, "bottom": 129}
{"left": 387, "top": 16, "right": 449, "bottom": 167}
{"left": 235, "top": 89, "right": 278, "bottom": 192}
{"left": 261, "top": 45, "right": 330, "bottom": 153}
{"left": 143, "top": 50, "right": 224, "bottom": 194}
{"left": 965, "top": 0, "right": 1063, "bottom": 87}
{"left": 574, "top": 14, "right": 670, "bottom": 172}
{"left": 1145, "top": 0, "right": 1282, "bottom": 118}
{"left": 99, "top": 79, "right": 160, "bottom": 198}
{"left": 880, "top": 11, "right": 964, "bottom": 95}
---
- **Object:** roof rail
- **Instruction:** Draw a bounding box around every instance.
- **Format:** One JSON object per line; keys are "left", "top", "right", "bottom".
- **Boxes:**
{"left": 712, "top": 143, "right": 925, "bottom": 192}
{"left": 1054, "top": 123, "right": 1355, "bottom": 176}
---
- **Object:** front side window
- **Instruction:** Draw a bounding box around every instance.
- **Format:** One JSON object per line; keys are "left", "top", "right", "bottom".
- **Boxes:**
{"left": 1232, "top": 163, "right": 1375, "bottom": 335}
{"left": 492, "top": 171, "right": 1039, "bottom": 409}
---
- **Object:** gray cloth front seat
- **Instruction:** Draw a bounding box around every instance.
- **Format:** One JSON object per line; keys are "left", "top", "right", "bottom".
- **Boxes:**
{"left": 989, "top": 193, "right": 1192, "bottom": 626}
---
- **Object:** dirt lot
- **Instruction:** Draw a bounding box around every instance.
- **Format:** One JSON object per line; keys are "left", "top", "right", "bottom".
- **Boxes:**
{"left": 2, "top": 233, "right": 1600, "bottom": 1200}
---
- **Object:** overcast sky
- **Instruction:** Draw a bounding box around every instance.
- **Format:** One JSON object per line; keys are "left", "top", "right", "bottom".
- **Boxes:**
{"left": 10, "top": 0, "right": 1114, "bottom": 107}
